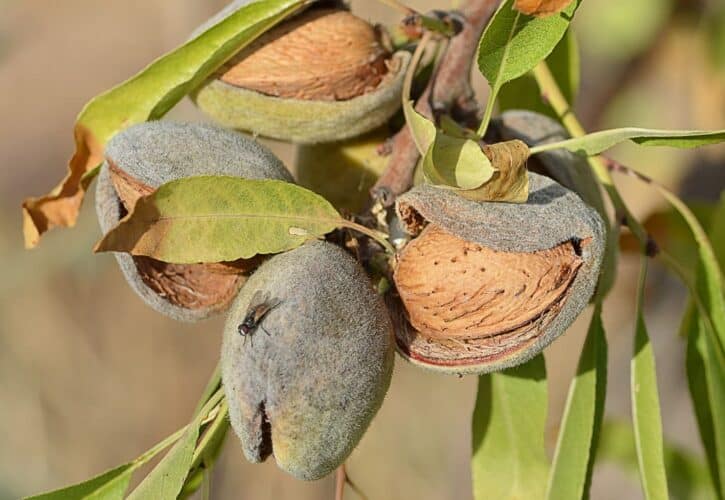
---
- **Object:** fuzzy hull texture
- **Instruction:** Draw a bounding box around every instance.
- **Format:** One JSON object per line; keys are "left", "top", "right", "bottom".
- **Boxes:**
{"left": 394, "top": 172, "right": 605, "bottom": 375}
{"left": 95, "top": 121, "right": 292, "bottom": 322}
{"left": 221, "top": 241, "right": 394, "bottom": 480}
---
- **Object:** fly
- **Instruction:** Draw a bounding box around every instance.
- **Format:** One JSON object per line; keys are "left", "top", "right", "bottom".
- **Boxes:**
{"left": 238, "top": 290, "right": 281, "bottom": 345}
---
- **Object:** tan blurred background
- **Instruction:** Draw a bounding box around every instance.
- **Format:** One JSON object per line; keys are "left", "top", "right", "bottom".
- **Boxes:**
{"left": 0, "top": 0, "right": 723, "bottom": 499}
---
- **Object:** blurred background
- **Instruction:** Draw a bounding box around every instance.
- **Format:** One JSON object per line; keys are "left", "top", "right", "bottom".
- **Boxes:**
{"left": 0, "top": 0, "right": 723, "bottom": 498}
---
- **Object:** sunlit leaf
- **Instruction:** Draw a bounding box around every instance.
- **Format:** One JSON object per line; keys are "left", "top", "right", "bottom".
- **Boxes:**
{"left": 515, "top": 0, "right": 575, "bottom": 17}
{"left": 530, "top": 128, "right": 725, "bottom": 156}
{"left": 472, "top": 355, "right": 549, "bottom": 500}
{"left": 26, "top": 464, "right": 135, "bottom": 500}
{"left": 22, "top": 0, "right": 312, "bottom": 248}
{"left": 598, "top": 419, "right": 715, "bottom": 499}
{"left": 127, "top": 391, "right": 224, "bottom": 500}
{"left": 546, "top": 309, "right": 607, "bottom": 500}
{"left": 477, "top": 0, "right": 580, "bottom": 100}
{"left": 94, "top": 177, "right": 342, "bottom": 264}
{"left": 684, "top": 195, "right": 725, "bottom": 498}
{"left": 498, "top": 29, "right": 579, "bottom": 117}
{"left": 631, "top": 258, "right": 670, "bottom": 500}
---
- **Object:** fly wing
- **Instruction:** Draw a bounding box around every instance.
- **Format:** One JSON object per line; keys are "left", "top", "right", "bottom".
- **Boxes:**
{"left": 248, "top": 290, "right": 266, "bottom": 309}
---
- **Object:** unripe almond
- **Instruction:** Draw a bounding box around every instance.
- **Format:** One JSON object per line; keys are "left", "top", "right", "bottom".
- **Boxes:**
{"left": 221, "top": 241, "right": 394, "bottom": 480}
{"left": 95, "top": 121, "right": 293, "bottom": 322}
{"left": 392, "top": 172, "right": 605, "bottom": 374}
{"left": 191, "top": 3, "right": 410, "bottom": 143}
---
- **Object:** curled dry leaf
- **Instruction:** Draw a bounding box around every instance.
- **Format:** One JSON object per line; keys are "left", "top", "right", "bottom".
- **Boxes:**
{"left": 514, "top": 0, "right": 575, "bottom": 17}
{"left": 22, "top": 0, "right": 310, "bottom": 248}
{"left": 458, "top": 139, "right": 530, "bottom": 202}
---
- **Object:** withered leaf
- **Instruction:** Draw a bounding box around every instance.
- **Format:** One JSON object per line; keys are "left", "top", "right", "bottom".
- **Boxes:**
{"left": 514, "top": 0, "right": 575, "bottom": 17}
{"left": 22, "top": 0, "right": 311, "bottom": 248}
{"left": 458, "top": 140, "right": 531, "bottom": 202}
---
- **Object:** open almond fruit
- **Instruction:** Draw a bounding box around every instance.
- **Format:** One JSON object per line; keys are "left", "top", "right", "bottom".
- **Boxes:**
{"left": 392, "top": 172, "right": 605, "bottom": 374}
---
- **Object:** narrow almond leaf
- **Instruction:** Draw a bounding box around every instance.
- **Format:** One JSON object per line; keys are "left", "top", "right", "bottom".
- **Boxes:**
{"left": 25, "top": 424, "right": 191, "bottom": 499}
{"left": 631, "top": 258, "right": 670, "bottom": 500}
{"left": 22, "top": 0, "right": 311, "bottom": 248}
{"left": 515, "top": 0, "right": 575, "bottom": 17}
{"left": 421, "top": 135, "right": 495, "bottom": 190}
{"left": 685, "top": 306, "right": 725, "bottom": 499}
{"left": 498, "top": 29, "right": 580, "bottom": 117}
{"left": 26, "top": 464, "right": 135, "bottom": 500}
{"left": 684, "top": 195, "right": 725, "bottom": 498}
{"left": 546, "top": 308, "right": 608, "bottom": 500}
{"left": 404, "top": 96, "right": 495, "bottom": 191}
{"left": 598, "top": 419, "right": 715, "bottom": 499}
{"left": 530, "top": 128, "right": 725, "bottom": 156}
{"left": 403, "top": 99, "right": 437, "bottom": 155}
{"left": 95, "top": 177, "right": 342, "bottom": 264}
{"left": 477, "top": 0, "right": 580, "bottom": 100}
{"left": 127, "top": 391, "right": 224, "bottom": 500}
{"left": 660, "top": 191, "right": 725, "bottom": 352}
{"left": 472, "top": 355, "right": 549, "bottom": 500}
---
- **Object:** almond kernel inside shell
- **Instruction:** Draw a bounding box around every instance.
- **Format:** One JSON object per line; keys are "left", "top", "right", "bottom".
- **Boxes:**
{"left": 393, "top": 224, "right": 587, "bottom": 365}
{"left": 109, "top": 163, "right": 257, "bottom": 312}
{"left": 219, "top": 9, "right": 390, "bottom": 101}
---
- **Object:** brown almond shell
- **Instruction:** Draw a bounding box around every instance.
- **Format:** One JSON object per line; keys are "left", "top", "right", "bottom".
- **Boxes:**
{"left": 392, "top": 172, "right": 605, "bottom": 374}
{"left": 95, "top": 121, "right": 293, "bottom": 322}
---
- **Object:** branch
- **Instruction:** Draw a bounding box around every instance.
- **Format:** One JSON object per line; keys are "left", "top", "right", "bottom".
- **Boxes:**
{"left": 370, "top": 0, "right": 500, "bottom": 207}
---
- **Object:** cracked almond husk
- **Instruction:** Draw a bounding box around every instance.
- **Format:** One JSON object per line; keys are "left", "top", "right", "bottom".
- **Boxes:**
{"left": 95, "top": 121, "right": 293, "bottom": 322}
{"left": 392, "top": 172, "right": 605, "bottom": 374}
{"left": 190, "top": 2, "right": 410, "bottom": 143}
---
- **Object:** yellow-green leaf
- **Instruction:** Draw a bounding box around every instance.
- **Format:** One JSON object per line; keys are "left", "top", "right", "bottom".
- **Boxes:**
{"left": 530, "top": 128, "right": 725, "bottom": 156}
{"left": 456, "top": 140, "right": 530, "bottom": 202}
{"left": 95, "top": 177, "right": 342, "bottom": 264}
{"left": 22, "top": 0, "right": 311, "bottom": 248}
{"left": 472, "top": 355, "right": 549, "bottom": 500}
{"left": 631, "top": 258, "right": 670, "bottom": 500}
{"left": 546, "top": 308, "right": 608, "bottom": 500}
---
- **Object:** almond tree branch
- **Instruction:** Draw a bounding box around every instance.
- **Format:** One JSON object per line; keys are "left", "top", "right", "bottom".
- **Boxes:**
{"left": 370, "top": 0, "right": 500, "bottom": 207}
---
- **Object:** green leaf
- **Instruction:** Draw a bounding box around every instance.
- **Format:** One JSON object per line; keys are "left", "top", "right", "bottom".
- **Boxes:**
{"left": 546, "top": 308, "right": 607, "bottom": 500}
{"left": 22, "top": 0, "right": 311, "bottom": 248}
{"left": 477, "top": 0, "right": 580, "bottom": 88}
{"left": 403, "top": 99, "right": 437, "bottom": 156}
{"left": 26, "top": 464, "right": 135, "bottom": 500}
{"left": 421, "top": 135, "right": 495, "bottom": 190}
{"left": 661, "top": 192, "right": 725, "bottom": 352}
{"left": 530, "top": 128, "right": 725, "bottom": 156}
{"left": 94, "top": 177, "right": 342, "bottom": 264}
{"left": 598, "top": 419, "right": 716, "bottom": 500}
{"left": 476, "top": 0, "right": 580, "bottom": 134}
{"left": 128, "top": 391, "right": 224, "bottom": 500}
{"left": 472, "top": 355, "right": 549, "bottom": 500}
{"left": 499, "top": 28, "right": 580, "bottom": 118}
{"left": 25, "top": 423, "right": 192, "bottom": 499}
{"left": 685, "top": 306, "right": 725, "bottom": 500}
{"left": 631, "top": 258, "right": 670, "bottom": 500}
{"left": 684, "top": 195, "right": 725, "bottom": 499}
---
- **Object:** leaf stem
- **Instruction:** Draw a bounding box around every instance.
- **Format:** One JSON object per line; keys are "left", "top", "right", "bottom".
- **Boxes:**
{"left": 531, "top": 61, "right": 650, "bottom": 251}
{"left": 477, "top": 10, "right": 520, "bottom": 136}
{"left": 339, "top": 220, "right": 396, "bottom": 255}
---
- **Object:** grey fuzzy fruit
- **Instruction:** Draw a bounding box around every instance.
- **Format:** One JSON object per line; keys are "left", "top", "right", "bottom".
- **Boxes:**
{"left": 95, "top": 121, "right": 293, "bottom": 322}
{"left": 393, "top": 172, "right": 605, "bottom": 375}
{"left": 221, "top": 241, "right": 394, "bottom": 480}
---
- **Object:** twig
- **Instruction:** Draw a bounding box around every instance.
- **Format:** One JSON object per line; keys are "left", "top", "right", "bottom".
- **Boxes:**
{"left": 370, "top": 0, "right": 501, "bottom": 207}
{"left": 334, "top": 463, "right": 368, "bottom": 500}
{"left": 335, "top": 465, "right": 346, "bottom": 500}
